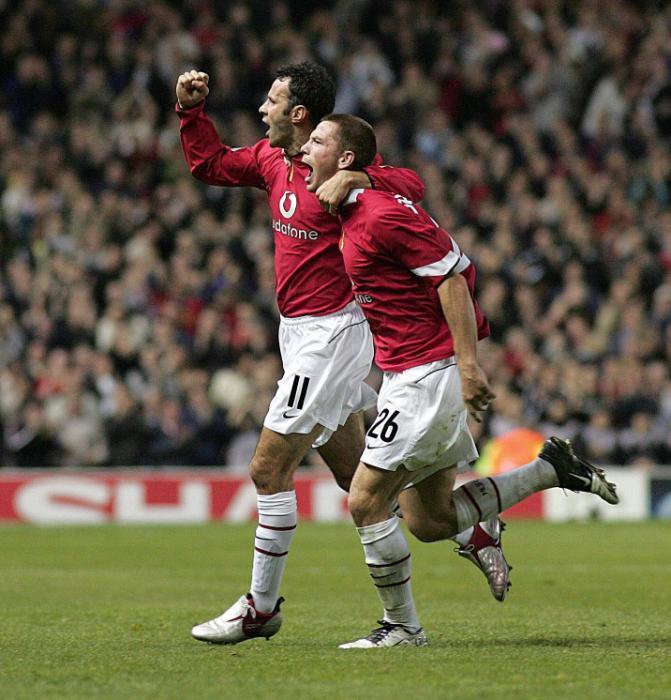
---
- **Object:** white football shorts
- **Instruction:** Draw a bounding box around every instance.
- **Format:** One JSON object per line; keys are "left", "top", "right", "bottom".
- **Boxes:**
{"left": 264, "top": 301, "right": 376, "bottom": 444}
{"left": 360, "top": 358, "right": 478, "bottom": 485}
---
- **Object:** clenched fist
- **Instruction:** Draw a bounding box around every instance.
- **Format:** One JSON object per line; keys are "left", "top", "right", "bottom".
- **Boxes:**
{"left": 176, "top": 70, "right": 210, "bottom": 109}
{"left": 458, "top": 361, "right": 496, "bottom": 422}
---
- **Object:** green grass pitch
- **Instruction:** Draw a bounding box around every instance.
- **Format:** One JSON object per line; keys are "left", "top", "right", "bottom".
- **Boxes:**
{"left": 2, "top": 520, "right": 670, "bottom": 699}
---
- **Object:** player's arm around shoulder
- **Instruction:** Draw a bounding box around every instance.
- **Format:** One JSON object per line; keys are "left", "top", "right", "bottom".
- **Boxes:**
{"left": 315, "top": 170, "right": 371, "bottom": 214}
{"left": 175, "top": 70, "right": 266, "bottom": 190}
{"left": 315, "top": 161, "right": 425, "bottom": 213}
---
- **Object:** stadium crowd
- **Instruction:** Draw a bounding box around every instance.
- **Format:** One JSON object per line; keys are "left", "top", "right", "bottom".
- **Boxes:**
{"left": 1, "top": 0, "right": 670, "bottom": 468}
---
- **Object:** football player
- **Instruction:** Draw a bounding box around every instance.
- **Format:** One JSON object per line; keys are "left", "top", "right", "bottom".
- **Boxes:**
{"left": 177, "top": 63, "right": 510, "bottom": 645}
{"left": 301, "top": 114, "right": 619, "bottom": 648}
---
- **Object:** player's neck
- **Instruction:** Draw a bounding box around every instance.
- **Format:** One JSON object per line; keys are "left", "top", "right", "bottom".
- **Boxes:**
{"left": 285, "top": 127, "right": 312, "bottom": 158}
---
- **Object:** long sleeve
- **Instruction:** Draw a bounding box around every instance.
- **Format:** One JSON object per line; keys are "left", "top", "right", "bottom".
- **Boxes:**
{"left": 177, "top": 102, "right": 267, "bottom": 190}
{"left": 364, "top": 155, "right": 425, "bottom": 202}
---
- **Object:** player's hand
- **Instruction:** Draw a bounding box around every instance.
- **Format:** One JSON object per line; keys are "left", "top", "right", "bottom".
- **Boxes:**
{"left": 176, "top": 70, "right": 210, "bottom": 109}
{"left": 315, "top": 171, "right": 356, "bottom": 214}
{"left": 459, "top": 362, "right": 496, "bottom": 422}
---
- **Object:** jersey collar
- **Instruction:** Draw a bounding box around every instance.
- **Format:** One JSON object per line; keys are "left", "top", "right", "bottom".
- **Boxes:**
{"left": 282, "top": 150, "right": 305, "bottom": 182}
{"left": 283, "top": 149, "right": 304, "bottom": 164}
{"left": 342, "top": 188, "right": 365, "bottom": 207}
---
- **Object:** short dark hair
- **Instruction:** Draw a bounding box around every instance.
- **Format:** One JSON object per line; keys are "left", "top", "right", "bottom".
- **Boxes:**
{"left": 276, "top": 61, "right": 336, "bottom": 124}
{"left": 321, "top": 113, "right": 377, "bottom": 170}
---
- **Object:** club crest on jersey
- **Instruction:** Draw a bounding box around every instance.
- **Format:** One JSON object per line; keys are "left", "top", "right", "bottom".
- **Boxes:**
{"left": 279, "top": 191, "right": 298, "bottom": 219}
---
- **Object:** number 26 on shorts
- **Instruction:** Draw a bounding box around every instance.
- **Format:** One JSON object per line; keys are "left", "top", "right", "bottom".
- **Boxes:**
{"left": 367, "top": 408, "right": 400, "bottom": 443}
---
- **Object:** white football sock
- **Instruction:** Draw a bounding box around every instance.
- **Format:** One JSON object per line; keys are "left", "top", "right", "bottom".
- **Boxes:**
{"left": 452, "top": 458, "right": 558, "bottom": 532}
{"left": 357, "top": 516, "right": 420, "bottom": 632}
{"left": 250, "top": 490, "right": 297, "bottom": 613}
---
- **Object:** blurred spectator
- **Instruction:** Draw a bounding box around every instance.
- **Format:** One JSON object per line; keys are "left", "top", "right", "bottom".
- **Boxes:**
{"left": 104, "top": 384, "right": 147, "bottom": 467}
{"left": 4, "top": 402, "right": 60, "bottom": 467}
{"left": 574, "top": 409, "right": 619, "bottom": 466}
{"left": 618, "top": 411, "right": 670, "bottom": 465}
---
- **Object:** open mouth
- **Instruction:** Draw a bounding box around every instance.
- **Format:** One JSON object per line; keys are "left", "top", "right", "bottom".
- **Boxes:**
{"left": 304, "top": 161, "right": 314, "bottom": 185}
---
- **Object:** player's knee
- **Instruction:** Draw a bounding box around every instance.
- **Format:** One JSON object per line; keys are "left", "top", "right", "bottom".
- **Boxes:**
{"left": 249, "top": 464, "right": 274, "bottom": 492}
{"left": 327, "top": 458, "right": 356, "bottom": 493}
{"left": 250, "top": 454, "right": 283, "bottom": 493}
{"left": 347, "top": 488, "right": 371, "bottom": 525}
{"left": 334, "top": 472, "right": 352, "bottom": 493}
{"left": 346, "top": 489, "right": 363, "bottom": 522}
{"left": 412, "top": 526, "right": 443, "bottom": 543}
{"left": 320, "top": 439, "right": 361, "bottom": 493}
{"left": 407, "top": 518, "right": 449, "bottom": 543}
{"left": 347, "top": 486, "right": 389, "bottom": 526}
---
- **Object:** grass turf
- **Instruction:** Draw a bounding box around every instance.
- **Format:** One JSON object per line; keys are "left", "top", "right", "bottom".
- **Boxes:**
{"left": 1, "top": 520, "right": 670, "bottom": 700}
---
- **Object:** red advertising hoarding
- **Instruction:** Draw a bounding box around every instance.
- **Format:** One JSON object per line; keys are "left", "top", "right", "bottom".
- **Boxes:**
{"left": 0, "top": 470, "right": 543, "bottom": 525}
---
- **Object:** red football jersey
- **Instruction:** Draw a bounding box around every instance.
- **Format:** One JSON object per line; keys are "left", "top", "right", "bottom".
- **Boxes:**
{"left": 339, "top": 189, "right": 490, "bottom": 372}
{"left": 178, "top": 103, "right": 425, "bottom": 317}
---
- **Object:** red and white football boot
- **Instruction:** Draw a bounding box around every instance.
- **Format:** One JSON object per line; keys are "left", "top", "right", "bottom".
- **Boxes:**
{"left": 456, "top": 518, "right": 512, "bottom": 602}
{"left": 191, "top": 593, "right": 284, "bottom": 644}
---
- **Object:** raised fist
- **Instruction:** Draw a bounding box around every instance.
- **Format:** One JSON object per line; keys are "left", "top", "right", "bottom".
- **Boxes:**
{"left": 176, "top": 70, "right": 210, "bottom": 109}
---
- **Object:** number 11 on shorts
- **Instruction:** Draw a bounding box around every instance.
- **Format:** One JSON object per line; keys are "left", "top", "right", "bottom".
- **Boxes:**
{"left": 288, "top": 374, "right": 310, "bottom": 410}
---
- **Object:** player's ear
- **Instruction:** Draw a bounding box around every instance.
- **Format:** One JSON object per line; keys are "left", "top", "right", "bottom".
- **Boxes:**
{"left": 290, "top": 105, "right": 308, "bottom": 125}
{"left": 338, "top": 150, "right": 356, "bottom": 169}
